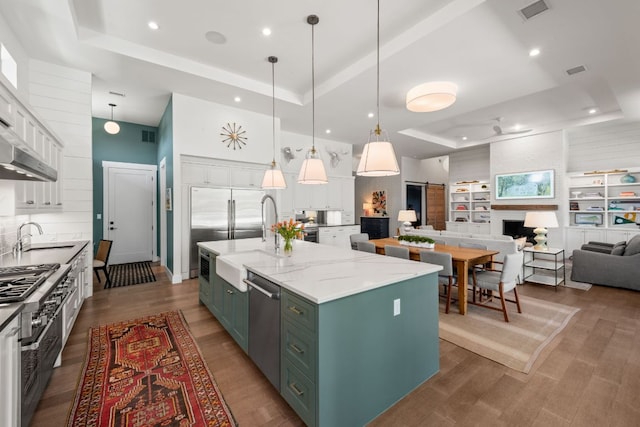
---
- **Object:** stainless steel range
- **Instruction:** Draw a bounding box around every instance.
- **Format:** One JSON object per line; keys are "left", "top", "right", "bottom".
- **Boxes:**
{"left": 0, "top": 263, "right": 73, "bottom": 427}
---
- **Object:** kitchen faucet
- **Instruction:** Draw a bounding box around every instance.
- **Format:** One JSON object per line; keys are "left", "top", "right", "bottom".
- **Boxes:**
{"left": 261, "top": 194, "right": 279, "bottom": 252}
{"left": 14, "top": 221, "right": 43, "bottom": 256}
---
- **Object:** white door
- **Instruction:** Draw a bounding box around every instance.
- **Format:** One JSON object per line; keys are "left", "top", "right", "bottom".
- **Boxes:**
{"left": 105, "top": 164, "right": 156, "bottom": 264}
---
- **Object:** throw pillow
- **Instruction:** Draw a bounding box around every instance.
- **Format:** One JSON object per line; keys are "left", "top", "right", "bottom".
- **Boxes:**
{"left": 623, "top": 234, "right": 640, "bottom": 256}
{"left": 611, "top": 243, "right": 626, "bottom": 256}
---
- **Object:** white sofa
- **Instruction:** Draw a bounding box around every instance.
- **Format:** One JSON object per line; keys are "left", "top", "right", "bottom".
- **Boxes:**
{"left": 405, "top": 229, "right": 519, "bottom": 262}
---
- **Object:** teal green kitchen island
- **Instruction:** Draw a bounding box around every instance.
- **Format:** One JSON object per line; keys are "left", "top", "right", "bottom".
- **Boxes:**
{"left": 198, "top": 238, "right": 441, "bottom": 426}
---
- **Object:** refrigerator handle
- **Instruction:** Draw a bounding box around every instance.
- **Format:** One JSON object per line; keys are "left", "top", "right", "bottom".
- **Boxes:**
{"left": 227, "top": 199, "right": 232, "bottom": 239}
{"left": 232, "top": 199, "right": 236, "bottom": 239}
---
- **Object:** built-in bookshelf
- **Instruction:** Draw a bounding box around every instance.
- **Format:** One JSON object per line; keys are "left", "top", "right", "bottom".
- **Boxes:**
{"left": 449, "top": 181, "right": 491, "bottom": 224}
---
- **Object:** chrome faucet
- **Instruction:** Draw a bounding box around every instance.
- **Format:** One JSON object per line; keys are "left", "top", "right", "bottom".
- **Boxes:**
{"left": 261, "top": 194, "right": 279, "bottom": 252}
{"left": 14, "top": 221, "right": 43, "bottom": 256}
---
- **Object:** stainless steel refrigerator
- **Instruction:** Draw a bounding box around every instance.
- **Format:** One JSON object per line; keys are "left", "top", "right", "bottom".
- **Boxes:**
{"left": 189, "top": 187, "right": 265, "bottom": 277}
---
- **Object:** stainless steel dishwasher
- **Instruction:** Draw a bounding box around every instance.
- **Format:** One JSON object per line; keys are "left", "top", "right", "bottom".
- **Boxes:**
{"left": 244, "top": 271, "right": 281, "bottom": 390}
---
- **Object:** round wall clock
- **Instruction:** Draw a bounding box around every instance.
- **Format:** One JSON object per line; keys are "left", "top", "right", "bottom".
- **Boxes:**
{"left": 220, "top": 122, "right": 247, "bottom": 150}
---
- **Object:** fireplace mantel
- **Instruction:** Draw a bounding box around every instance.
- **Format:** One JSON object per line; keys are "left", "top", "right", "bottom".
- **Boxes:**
{"left": 491, "top": 204, "right": 558, "bottom": 211}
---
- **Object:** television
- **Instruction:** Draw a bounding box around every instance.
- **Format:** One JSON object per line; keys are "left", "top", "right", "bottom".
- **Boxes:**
{"left": 502, "top": 220, "right": 536, "bottom": 244}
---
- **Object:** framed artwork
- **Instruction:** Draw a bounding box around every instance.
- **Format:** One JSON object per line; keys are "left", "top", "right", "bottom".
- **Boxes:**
{"left": 372, "top": 190, "right": 387, "bottom": 216}
{"left": 495, "top": 169, "right": 554, "bottom": 199}
{"left": 575, "top": 213, "right": 603, "bottom": 225}
{"left": 165, "top": 188, "right": 173, "bottom": 211}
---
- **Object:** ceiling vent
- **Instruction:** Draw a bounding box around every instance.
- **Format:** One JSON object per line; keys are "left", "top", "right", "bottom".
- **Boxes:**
{"left": 566, "top": 65, "right": 587, "bottom": 76}
{"left": 519, "top": 0, "right": 549, "bottom": 20}
{"left": 109, "top": 91, "right": 126, "bottom": 97}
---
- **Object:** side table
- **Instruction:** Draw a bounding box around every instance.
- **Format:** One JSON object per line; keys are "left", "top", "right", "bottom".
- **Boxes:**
{"left": 522, "top": 247, "right": 565, "bottom": 289}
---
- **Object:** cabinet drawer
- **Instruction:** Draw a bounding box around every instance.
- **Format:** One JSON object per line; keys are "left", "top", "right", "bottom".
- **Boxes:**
{"left": 281, "top": 359, "right": 316, "bottom": 427}
{"left": 199, "top": 277, "right": 211, "bottom": 302}
{"left": 282, "top": 291, "right": 316, "bottom": 333}
{"left": 282, "top": 319, "right": 316, "bottom": 379}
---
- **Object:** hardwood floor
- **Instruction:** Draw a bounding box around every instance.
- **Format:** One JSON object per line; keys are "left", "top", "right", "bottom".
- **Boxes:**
{"left": 31, "top": 266, "right": 640, "bottom": 426}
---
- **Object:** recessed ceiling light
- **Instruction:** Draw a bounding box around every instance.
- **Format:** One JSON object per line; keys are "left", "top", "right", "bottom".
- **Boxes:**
{"left": 462, "top": 136, "right": 468, "bottom": 141}
{"left": 148, "top": 21, "right": 159, "bottom": 30}
{"left": 514, "top": 124, "right": 522, "bottom": 130}
{"left": 588, "top": 108, "right": 597, "bottom": 114}
{"left": 234, "top": 96, "right": 241, "bottom": 103}
{"left": 205, "top": 31, "right": 227, "bottom": 45}
{"left": 325, "top": 129, "right": 331, "bottom": 134}
{"left": 529, "top": 48, "right": 541, "bottom": 57}
{"left": 262, "top": 28, "right": 272, "bottom": 36}
{"left": 367, "top": 112, "right": 374, "bottom": 118}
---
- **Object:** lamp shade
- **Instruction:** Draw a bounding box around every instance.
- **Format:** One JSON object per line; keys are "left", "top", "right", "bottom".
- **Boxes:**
{"left": 406, "top": 81, "right": 458, "bottom": 112}
{"left": 357, "top": 131, "right": 400, "bottom": 177}
{"left": 104, "top": 120, "right": 120, "bottom": 134}
{"left": 398, "top": 210, "right": 417, "bottom": 222}
{"left": 524, "top": 211, "right": 558, "bottom": 228}
{"left": 298, "top": 149, "right": 328, "bottom": 184}
{"left": 261, "top": 165, "right": 287, "bottom": 189}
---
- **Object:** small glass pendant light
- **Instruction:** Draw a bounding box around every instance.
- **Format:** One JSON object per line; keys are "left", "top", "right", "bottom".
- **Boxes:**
{"left": 261, "top": 56, "right": 287, "bottom": 189}
{"left": 356, "top": 0, "right": 399, "bottom": 177}
{"left": 298, "top": 15, "right": 328, "bottom": 185}
{"left": 104, "top": 103, "right": 120, "bottom": 135}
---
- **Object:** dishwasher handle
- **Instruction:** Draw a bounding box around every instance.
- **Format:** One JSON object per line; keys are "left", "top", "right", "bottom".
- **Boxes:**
{"left": 243, "top": 278, "right": 280, "bottom": 300}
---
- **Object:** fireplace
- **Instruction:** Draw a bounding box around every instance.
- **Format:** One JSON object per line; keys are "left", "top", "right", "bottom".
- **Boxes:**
{"left": 502, "top": 220, "right": 536, "bottom": 244}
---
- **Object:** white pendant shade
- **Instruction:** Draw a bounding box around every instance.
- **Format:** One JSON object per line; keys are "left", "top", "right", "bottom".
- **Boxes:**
{"left": 261, "top": 166, "right": 287, "bottom": 189}
{"left": 104, "top": 120, "right": 120, "bottom": 134}
{"left": 298, "top": 149, "right": 327, "bottom": 184}
{"left": 357, "top": 129, "right": 400, "bottom": 176}
{"left": 406, "top": 81, "right": 458, "bottom": 112}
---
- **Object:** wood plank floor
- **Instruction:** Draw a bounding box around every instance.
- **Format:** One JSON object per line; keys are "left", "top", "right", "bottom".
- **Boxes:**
{"left": 30, "top": 265, "right": 640, "bottom": 426}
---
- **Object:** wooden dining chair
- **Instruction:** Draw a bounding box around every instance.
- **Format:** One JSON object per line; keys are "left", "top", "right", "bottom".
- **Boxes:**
{"left": 420, "top": 250, "right": 457, "bottom": 313}
{"left": 356, "top": 241, "right": 376, "bottom": 253}
{"left": 93, "top": 240, "right": 113, "bottom": 288}
{"left": 384, "top": 245, "right": 410, "bottom": 259}
{"left": 470, "top": 251, "right": 523, "bottom": 322}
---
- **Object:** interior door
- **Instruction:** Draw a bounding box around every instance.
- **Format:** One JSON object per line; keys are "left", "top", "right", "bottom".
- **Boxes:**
{"left": 425, "top": 183, "right": 446, "bottom": 230}
{"left": 106, "top": 166, "right": 155, "bottom": 264}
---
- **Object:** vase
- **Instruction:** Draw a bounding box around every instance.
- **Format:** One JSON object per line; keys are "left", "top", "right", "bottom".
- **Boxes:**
{"left": 283, "top": 238, "right": 293, "bottom": 256}
{"left": 620, "top": 173, "right": 637, "bottom": 184}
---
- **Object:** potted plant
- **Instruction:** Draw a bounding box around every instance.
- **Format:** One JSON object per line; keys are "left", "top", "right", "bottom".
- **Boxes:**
{"left": 398, "top": 235, "right": 436, "bottom": 249}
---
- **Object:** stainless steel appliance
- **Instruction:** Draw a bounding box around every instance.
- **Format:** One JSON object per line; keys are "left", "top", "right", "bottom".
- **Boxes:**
{"left": 0, "top": 263, "right": 72, "bottom": 427}
{"left": 189, "top": 187, "right": 265, "bottom": 277}
{"left": 0, "top": 133, "right": 58, "bottom": 182}
{"left": 302, "top": 224, "right": 319, "bottom": 243}
{"left": 244, "top": 271, "right": 281, "bottom": 390}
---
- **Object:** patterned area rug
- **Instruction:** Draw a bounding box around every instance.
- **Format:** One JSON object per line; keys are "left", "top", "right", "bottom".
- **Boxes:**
{"left": 439, "top": 295, "right": 579, "bottom": 373}
{"left": 107, "top": 261, "right": 156, "bottom": 288}
{"left": 67, "top": 311, "right": 236, "bottom": 427}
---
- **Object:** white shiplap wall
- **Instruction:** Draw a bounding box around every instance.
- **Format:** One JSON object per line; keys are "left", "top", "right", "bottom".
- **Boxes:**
{"left": 449, "top": 145, "right": 490, "bottom": 183}
{"left": 567, "top": 120, "right": 640, "bottom": 172}
{"left": 27, "top": 60, "right": 93, "bottom": 247}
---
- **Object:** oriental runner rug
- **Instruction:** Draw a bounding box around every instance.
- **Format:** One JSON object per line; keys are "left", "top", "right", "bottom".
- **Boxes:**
{"left": 107, "top": 261, "right": 156, "bottom": 288}
{"left": 67, "top": 311, "right": 236, "bottom": 427}
{"left": 439, "top": 295, "right": 579, "bottom": 373}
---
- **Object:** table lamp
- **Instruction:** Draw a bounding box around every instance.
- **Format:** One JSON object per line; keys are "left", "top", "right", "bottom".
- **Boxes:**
{"left": 398, "top": 210, "right": 417, "bottom": 233}
{"left": 524, "top": 211, "right": 558, "bottom": 251}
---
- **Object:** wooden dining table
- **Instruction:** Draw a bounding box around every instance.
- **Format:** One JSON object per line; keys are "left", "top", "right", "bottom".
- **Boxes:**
{"left": 371, "top": 238, "right": 499, "bottom": 315}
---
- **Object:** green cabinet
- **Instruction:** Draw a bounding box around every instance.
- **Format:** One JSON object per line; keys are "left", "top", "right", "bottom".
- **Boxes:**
{"left": 198, "top": 247, "right": 248, "bottom": 353}
{"left": 281, "top": 273, "right": 440, "bottom": 427}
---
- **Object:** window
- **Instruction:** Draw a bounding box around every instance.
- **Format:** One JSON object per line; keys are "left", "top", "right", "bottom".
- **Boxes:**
{"left": 1, "top": 44, "right": 18, "bottom": 88}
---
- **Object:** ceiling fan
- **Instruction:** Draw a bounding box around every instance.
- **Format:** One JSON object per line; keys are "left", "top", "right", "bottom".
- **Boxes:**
{"left": 485, "top": 117, "right": 532, "bottom": 139}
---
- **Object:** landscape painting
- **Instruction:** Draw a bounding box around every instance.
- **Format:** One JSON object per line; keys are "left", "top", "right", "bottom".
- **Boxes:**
{"left": 495, "top": 170, "right": 554, "bottom": 199}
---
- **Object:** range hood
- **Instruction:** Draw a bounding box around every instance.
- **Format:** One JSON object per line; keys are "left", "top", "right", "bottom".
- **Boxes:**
{"left": 0, "top": 134, "right": 57, "bottom": 182}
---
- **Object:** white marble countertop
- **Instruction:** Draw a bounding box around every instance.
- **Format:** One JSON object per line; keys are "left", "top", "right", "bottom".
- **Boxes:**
{"left": 198, "top": 239, "right": 441, "bottom": 304}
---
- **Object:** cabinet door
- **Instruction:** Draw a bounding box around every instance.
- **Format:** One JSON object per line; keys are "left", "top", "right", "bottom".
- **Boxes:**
{"left": 341, "top": 177, "right": 355, "bottom": 214}
{"left": 277, "top": 173, "right": 296, "bottom": 218}
{"left": 294, "top": 180, "right": 311, "bottom": 210}
{"left": 318, "top": 228, "right": 333, "bottom": 245}
{"left": 0, "top": 83, "right": 15, "bottom": 128}
{"left": 310, "top": 184, "right": 328, "bottom": 209}
{"left": 183, "top": 162, "right": 230, "bottom": 186}
{"left": 230, "top": 166, "right": 263, "bottom": 188}
{"left": 0, "top": 316, "right": 20, "bottom": 427}
{"left": 15, "top": 182, "right": 37, "bottom": 210}
{"left": 326, "top": 179, "right": 342, "bottom": 209}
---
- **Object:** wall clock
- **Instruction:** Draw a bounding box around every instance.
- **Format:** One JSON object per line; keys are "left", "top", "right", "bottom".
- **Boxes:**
{"left": 220, "top": 122, "right": 247, "bottom": 150}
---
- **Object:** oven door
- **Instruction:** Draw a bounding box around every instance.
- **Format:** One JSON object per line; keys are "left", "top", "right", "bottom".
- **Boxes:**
{"left": 199, "top": 250, "right": 211, "bottom": 281}
{"left": 303, "top": 229, "right": 318, "bottom": 243}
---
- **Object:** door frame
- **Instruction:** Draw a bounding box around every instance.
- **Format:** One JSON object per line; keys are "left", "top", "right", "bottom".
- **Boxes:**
{"left": 102, "top": 161, "right": 158, "bottom": 262}
{"left": 159, "top": 157, "right": 167, "bottom": 268}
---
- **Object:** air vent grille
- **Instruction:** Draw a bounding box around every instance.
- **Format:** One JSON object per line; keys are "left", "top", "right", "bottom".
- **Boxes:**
{"left": 519, "top": 0, "right": 549, "bottom": 20}
{"left": 566, "top": 65, "right": 587, "bottom": 76}
{"left": 108, "top": 91, "right": 126, "bottom": 97}
{"left": 142, "top": 130, "right": 156, "bottom": 143}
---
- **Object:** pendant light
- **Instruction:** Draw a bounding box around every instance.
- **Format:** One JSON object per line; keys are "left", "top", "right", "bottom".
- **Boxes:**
{"left": 356, "top": 0, "right": 399, "bottom": 177}
{"left": 261, "top": 56, "right": 287, "bottom": 189}
{"left": 104, "top": 103, "right": 120, "bottom": 135}
{"left": 298, "top": 15, "right": 328, "bottom": 185}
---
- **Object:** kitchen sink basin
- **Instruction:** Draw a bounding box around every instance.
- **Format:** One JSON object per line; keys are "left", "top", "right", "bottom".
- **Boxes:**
{"left": 216, "top": 249, "right": 282, "bottom": 292}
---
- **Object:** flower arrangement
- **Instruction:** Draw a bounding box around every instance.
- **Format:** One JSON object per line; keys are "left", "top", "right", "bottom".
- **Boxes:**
{"left": 271, "top": 219, "right": 304, "bottom": 254}
{"left": 398, "top": 235, "right": 435, "bottom": 248}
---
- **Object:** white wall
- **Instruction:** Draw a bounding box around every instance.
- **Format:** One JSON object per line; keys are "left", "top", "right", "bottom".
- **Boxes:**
{"left": 280, "top": 131, "right": 353, "bottom": 178}
{"left": 449, "top": 145, "right": 490, "bottom": 183}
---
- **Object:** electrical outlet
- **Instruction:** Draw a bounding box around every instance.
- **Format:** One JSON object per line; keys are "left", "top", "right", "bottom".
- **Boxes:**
{"left": 393, "top": 298, "right": 401, "bottom": 316}
{"left": 97, "top": 213, "right": 102, "bottom": 220}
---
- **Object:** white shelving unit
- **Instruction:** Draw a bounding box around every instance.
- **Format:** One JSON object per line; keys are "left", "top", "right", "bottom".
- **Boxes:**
{"left": 566, "top": 169, "right": 640, "bottom": 253}
{"left": 447, "top": 181, "right": 491, "bottom": 233}
{"left": 523, "top": 247, "right": 565, "bottom": 288}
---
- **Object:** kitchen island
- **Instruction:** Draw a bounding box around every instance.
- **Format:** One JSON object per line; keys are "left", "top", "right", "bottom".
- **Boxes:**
{"left": 197, "top": 238, "right": 441, "bottom": 427}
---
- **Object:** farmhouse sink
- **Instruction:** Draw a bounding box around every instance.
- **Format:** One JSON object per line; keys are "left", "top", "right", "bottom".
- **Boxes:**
{"left": 216, "top": 249, "right": 283, "bottom": 292}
